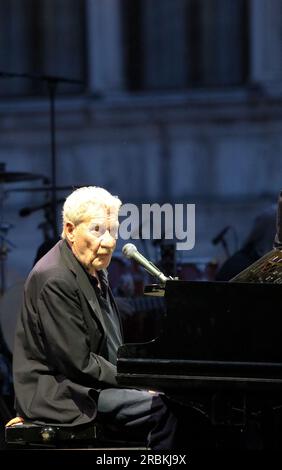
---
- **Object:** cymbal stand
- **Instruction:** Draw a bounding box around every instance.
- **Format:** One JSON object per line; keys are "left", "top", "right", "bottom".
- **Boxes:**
{"left": 41, "top": 75, "right": 82, "bottom": 240}
{"left": 38, "top": 200, "right": 58, "bottom": 242}
{"left": 48, "top": 78, "right": 58, "bottom": 240}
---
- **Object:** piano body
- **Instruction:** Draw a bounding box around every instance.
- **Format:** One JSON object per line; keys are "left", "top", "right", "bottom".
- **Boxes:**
{"left": 117, "top": 248, "right": 282, "bottom": 447}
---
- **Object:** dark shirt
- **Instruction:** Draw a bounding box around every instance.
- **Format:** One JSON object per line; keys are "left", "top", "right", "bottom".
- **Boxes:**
{"left": 88, "top": 271, "right": 123, "bottom": 365}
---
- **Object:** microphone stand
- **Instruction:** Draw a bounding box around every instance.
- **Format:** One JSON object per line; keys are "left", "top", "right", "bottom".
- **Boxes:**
{"left": 0, "top": 70, "right": 83, "bottom": 239}
{"left": 220, "top": 237, "right": 230, "bottom": 259}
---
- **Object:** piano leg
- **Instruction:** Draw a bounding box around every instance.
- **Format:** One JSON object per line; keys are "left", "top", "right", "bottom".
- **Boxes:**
{"left": 164, "top": 393, "right": 282, "bottom": 450}
{"left": 163, "top": 396, "right": 217, "bottom": 449}
{"left": 260, "top": 404, "right": 282, "bottom": 449}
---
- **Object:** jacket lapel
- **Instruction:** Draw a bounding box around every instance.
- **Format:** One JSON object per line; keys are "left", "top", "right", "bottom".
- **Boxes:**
{"left": 98, "top": 269, "right": 124, "bottom": 338}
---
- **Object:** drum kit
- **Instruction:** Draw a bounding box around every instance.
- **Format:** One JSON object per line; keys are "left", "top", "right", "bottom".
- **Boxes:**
{"left": 0, "top": 165, "right": 78, "bottom": 357}
{"left": 0, "top": 166, "right": 46, "bottom": 356}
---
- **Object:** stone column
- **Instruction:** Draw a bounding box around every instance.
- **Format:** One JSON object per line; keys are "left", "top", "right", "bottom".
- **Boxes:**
{"left": 86, "top": 0, "right": 125, "bottom": 94}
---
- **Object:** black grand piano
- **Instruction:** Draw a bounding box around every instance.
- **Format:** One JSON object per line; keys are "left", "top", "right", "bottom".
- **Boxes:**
{"left": 117, "top": 277, "right": 282, "bottom": 394}
{"left": 117, "top": 195, "right": 282, "bottom": 448}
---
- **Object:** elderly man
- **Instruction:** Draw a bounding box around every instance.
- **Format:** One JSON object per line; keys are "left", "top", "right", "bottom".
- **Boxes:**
{"left": 13, "top": 186, "right": 177, "bottom": 449}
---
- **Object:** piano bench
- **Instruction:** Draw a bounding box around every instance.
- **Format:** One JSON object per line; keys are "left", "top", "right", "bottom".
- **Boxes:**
{"left": 5, "top": 421, "right": 148, "bottom": 449}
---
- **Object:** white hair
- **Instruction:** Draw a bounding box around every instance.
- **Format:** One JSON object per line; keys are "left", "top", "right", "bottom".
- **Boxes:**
{"left": 61, "top": 186, "right": 122, "bottom": 238}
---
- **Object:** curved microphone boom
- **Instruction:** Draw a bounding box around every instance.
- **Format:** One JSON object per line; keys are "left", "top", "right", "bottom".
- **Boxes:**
{"left": 212, "top": 226, "right": 231, "bottom": 245}
{"left": 122, "top": 243, "right": 171, "bottom": 284}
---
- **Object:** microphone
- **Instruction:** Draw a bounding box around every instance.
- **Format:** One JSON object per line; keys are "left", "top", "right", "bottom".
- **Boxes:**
{"left": 122, "top": 243, "right": 170, "bottom": 284}
{"left": 212, "top": 226, "right": 231, "bottom": 245}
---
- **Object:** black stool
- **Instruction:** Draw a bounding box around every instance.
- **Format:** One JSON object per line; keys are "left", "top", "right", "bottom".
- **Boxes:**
{"left": 5, "top": 421, "right": 148, "bottom": 449}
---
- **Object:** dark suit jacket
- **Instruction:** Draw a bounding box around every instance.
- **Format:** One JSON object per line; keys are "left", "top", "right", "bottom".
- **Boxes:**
{"left": 13, "top": 239, "right": 123, "bottom": 426}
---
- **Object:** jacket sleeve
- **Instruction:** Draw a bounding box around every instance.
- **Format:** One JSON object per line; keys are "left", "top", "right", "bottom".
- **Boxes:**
{"left": 37, "top": 275, "right": 118, "bottom": 387}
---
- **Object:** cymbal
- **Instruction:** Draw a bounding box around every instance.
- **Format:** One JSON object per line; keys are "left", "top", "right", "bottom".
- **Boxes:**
{"left": 0, "top": 171, "right": 46, "bottom": 183}
{"left": 8, "top": 184, "right": 86, "bottom": 192}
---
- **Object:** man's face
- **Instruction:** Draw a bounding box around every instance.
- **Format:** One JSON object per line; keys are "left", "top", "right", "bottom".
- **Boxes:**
{"left": 66, "top": 206, "right": 119, "bottom": 274}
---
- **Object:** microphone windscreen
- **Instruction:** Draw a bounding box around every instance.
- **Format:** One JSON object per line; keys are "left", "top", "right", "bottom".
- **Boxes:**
{"left": 122, "top": 243, "right": 137, "bottom": 258}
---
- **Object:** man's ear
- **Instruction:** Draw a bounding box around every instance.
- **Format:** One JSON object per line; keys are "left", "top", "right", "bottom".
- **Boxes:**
{"left": 64, "top": 222, "right": 76, "bottom": 243}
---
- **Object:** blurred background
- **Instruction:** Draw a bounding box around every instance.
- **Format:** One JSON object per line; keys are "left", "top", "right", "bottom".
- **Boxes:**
{"left": 0, "top": 0, "right": 281, "bottom": 435}
{"left": 0, "top": 0, "right": 280, "bottom": 335}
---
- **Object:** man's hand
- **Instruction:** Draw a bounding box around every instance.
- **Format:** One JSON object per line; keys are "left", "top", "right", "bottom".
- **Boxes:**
{"left": 5, "top": 416, "right": 24, "bottom": 427}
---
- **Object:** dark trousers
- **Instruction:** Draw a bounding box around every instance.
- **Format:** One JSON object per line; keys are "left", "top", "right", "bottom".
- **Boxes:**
{"left": 97, "top": 388, "right": 178, "bottom": 450}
